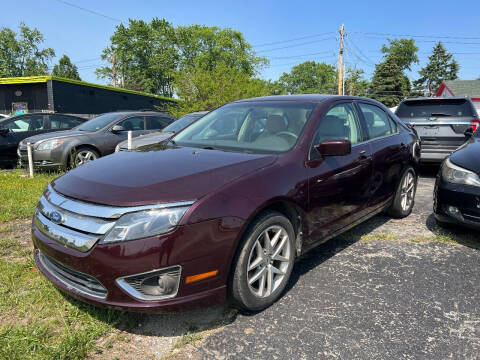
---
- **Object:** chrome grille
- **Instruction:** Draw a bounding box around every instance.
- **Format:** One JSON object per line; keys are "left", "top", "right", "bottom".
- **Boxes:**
{"left": 38, "top": 250, "right": 107, "bottom": 299}
{"left": 34, "top": 185, "right": 195, "bottom": 252}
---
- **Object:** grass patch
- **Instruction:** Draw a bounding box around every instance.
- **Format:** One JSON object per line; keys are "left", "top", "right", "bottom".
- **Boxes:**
{"left": 171, "top": 327, "right": 203, "bottom": 351}
{"left": 0, "top": 223, "right": 142, "bottom": 360}
{"left": 360, "top": 233, "right": 398, "bottom": 242}
{"left": 0, "top": 170, "right": 61, "bottom": 222}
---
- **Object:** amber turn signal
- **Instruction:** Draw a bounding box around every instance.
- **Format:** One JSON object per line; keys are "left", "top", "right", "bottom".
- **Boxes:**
{"left": 185, "top": 270, "right": 218, "bottom": 284}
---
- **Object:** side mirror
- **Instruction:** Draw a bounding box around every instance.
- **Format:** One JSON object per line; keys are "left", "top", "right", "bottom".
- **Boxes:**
{"left": 315, "top": 138, "right": 352, "bottom": 156}
{"left": 111, "top": 125, "right": 124, "bottom": 133}
{"left": 464, "top": 127, "right": 474, "bottom": 138}
{"left": 0, "top": 127, "right": 9, "bottom": 136}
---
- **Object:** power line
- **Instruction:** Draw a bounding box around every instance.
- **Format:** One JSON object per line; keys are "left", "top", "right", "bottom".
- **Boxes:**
{"left": 54, "top": 0, "right": 122, "bottom": 22}
{"left": 253, "top": 32, "right": 334, "bottom": 48}
{"left": 267, "top": 51, "right": 334, "bottom": 60}
{"left": 257, "top": 37, "right": 335, "bottom": 53}
{"left": 351, "top": 30, "right": 480, "bottom": 41}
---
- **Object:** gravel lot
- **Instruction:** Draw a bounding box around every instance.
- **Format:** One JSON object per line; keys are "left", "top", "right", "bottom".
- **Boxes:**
{"left": 148, "top": 168, "right": 480, "bottom": 360}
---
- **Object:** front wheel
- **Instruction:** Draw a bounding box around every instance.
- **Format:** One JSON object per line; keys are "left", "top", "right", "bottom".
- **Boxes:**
{"left": 387, "top": 166, "right": 417, "bottom": 218}
{"left": 231, "top": 211, "right": 295, "bottom": 311}
{"left": 72, "top": 147, "right": 99, "bottom": 168}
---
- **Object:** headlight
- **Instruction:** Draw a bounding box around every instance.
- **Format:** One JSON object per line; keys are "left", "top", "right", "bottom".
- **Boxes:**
{"left": 101, "top": 206, "right": 189, "bottom": 243}
{"left": 442, "top": 158, "right": 480, "bottom": 187}
{"left": 37, "top": 139, "right": 63, "bottom": 151}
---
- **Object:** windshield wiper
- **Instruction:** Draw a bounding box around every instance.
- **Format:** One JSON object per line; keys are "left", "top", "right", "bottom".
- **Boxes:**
{"left": 201, "top": 146, "right": 219, "bottom": 150}
{"left": 430, "top": 113, "right": 452, "bottom": 117}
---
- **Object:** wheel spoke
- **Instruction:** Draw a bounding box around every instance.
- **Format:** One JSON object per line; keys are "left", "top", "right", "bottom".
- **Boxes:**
{"left": 264, "top": 231, "right": 272, "bottom": 253}
{"left": 272, "top": 235, "right": 288, "bottom": 259}
{"left": 257, "top": 272, "right": 266, "bottom": 297}
{"left": 270, "top": 228, "right": 282, "bottom": 248}
{"left": 271, "top": 265, "right": 285, "bottom": 275}
{"left": 248, "top": 256, "right": 263, "bottom": 271}
{"left": 266, "top": 266, "right": 273, "bottom": 296}
{"left": 248, "top": 267, "right": 266, "bottom": 285}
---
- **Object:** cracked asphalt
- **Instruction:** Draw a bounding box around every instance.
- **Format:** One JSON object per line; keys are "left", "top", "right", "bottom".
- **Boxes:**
{"left": 188, "top": 169, "right": 480, "bottom": 360}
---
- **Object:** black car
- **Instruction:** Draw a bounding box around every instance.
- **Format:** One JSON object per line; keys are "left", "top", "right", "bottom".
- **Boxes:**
{"left": 434, "top": 130, "right": 480, "bottom": 229}
{"left": 0, "top": 113, "right": 86, "bottom": 168}
{"left": 18, "top": 111, "right": 175, "bottom": 169}
{"left": 395, "top": 97, "right": 479, "bottom": 163}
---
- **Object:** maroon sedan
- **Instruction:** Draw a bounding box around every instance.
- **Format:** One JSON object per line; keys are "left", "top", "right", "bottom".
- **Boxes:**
{"left": 32, "top": 95, "right": 420, "bottom": 312}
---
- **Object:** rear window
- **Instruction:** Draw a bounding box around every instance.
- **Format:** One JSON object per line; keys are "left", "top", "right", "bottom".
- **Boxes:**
{"left": 396, "top": 99, "right": 473, "bottom": 118}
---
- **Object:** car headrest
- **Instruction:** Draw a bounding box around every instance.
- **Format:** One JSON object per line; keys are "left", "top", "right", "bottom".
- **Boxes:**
{"left": 265, "top": 115, "right": 287, "bottom": 134}
{"left": 122, "top": 121, "right": 133, "bottom": 130}
{"left": 318, "top": 115, "right": 347, "bottom": 137}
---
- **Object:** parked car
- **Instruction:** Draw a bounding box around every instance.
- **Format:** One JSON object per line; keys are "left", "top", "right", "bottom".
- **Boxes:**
{"left": 434, "top": 128, "right": 480, "bottom": 229}
{"left": 18, "top": 111, "right": 175, "bottom": 169}
{"left": 0, "top": 112, "right": 86, "bottom": 168}
{"left": 115, "top": 111, "right": 208, "bottom": 152}
{"left": 32, "top": 95, "right": 419, "bottom": 312}
{"left": 395, "top": 97, "right": 479, "bottom": 163}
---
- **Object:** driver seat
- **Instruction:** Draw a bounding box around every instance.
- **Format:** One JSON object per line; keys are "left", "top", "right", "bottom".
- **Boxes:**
{"left": 257, "top": 115, "right": 288, "bottom": 139}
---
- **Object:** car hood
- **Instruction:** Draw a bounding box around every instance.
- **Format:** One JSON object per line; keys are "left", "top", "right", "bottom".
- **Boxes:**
{"left": 52, "top": 145, "right": 277, "bottom": 206}
{"left": 450, "top": 137, "right": 480, "bottom": 174}
{"left": 118, "top": 131, "right": 172, "bottom": 149}
{"left": 19, "top": 130, "right": 88, "bottom": 146}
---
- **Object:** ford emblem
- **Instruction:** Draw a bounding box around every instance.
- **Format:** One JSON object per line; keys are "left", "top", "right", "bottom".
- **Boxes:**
{"left": 50, "top": 211, "right": 64, "bottom": 224}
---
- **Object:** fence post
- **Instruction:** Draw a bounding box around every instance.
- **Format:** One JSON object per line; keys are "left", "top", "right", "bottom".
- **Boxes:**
{"left": 127, "top": 130, "right": 132, "bottom": 150}
{"left": 27, "top": 142, "right": 34, "bottom": 178}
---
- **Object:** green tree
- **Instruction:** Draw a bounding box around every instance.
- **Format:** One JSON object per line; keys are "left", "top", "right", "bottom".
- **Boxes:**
{"left": 414, "top": 42, "right": 459, "bottom": 96}
{"left": 345, "top": 67, "right": 369, "bottom": 96}
{"left": 96, "top": 18, "right": 178, "bottom": 96}
{"left": 176, "top": 25, "right": 266, "bottom": 76}
{"left": 381, "top": 38, "right": 419, "bottom": 71}
{"left": 52, "top": 55, "right": 81, "bottom": 80}
{"left": 277, "top": 61, "right": 337, "bottom": 94}
{"left": 0, "top": 23, "right": 55, "bottom": 77}
{"left": 369, "top": 56, "right": 405, "bottom": 107}
{"left": 170, "top": 62, "right": 270, "bottom": 116}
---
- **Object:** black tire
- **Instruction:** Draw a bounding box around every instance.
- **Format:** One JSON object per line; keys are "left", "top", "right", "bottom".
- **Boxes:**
{"left": 70, "top": 147, "right": 100, "bottom": 168}
{"left": 231, "top": 211, "right": 295, "bottom": 311}
{"left": 387, "top": 166, "right": 417, "bottom": 218}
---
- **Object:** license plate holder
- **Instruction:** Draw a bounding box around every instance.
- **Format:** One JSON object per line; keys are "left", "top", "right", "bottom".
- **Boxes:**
{"left": 420, "top": 126, "right": 439, "bottom": 137}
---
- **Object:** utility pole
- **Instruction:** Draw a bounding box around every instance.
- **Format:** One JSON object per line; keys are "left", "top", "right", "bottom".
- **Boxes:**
{"left": 337, "top": 24, "right": 345, "bottom": 95}
{"left": 112, "top": 54, "right": 117, "bottom": 88}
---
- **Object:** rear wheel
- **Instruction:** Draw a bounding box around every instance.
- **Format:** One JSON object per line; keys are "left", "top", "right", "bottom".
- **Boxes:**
{"left": 387, "top": 166, "right": 417, "bottom": 218}
{"left": 231, "top": 211, "right": 295, "bottom": 311}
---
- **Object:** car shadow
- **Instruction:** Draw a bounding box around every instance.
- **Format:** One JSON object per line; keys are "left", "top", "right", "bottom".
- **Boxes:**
{"left": 425, "top": 213, "right": 480, "bottom": 250}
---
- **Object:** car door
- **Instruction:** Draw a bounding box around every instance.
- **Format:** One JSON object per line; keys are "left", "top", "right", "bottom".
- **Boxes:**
{"left": 102, "top": 116, "right": 147, "bottom": 154}
{"left": 0, "top": 114, "right": 47, "bottom": 166}
{"left": 356, "top": 102, "right": 406, "bottom": 208}
{"left": 146, "top": 115, "right": 174, "bottom": 132}
{"left": 305, "top": 102, "right": 373, "bottom": 244}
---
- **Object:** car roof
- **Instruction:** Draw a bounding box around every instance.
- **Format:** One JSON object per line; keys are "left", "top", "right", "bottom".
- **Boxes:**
{"left": 400, "top": 96, "right": 473, "bottom": 102}
{"left": 233, "top": 94, "right": 382, "bottom": 104}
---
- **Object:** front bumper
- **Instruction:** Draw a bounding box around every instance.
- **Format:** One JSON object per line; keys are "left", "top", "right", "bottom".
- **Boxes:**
{"left": 433, "top": 175, "right": 480, "bottom": 230}
{"left": 18, "top": 146, "right": 66, "bottom": 169}
{"left": 32, "top": 215, "right": 244, "bottom": 312}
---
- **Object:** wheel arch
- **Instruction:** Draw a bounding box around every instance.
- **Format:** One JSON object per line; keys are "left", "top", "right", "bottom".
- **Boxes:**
{"left": 66, "top": 143, "right": 102, "bottom": 168}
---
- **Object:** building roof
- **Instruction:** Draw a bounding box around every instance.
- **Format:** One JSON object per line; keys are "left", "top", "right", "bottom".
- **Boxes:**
{"left": 441, "top": 80, "right": 480, "bottom": 97}
{"left": 0, "top": 76, "right": 177, "bottom": 102}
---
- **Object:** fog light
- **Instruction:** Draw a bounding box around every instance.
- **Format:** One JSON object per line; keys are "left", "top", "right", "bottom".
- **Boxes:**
{"left": 445, "top": 205, "right": 464, "bottom": 221}
{"left": 116, "top": 266, "right": 181, "bottom": 300}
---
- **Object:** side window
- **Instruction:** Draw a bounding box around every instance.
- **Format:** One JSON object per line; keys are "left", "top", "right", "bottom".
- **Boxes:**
{"left": 50, "top": 115, "right": 83, "bottom": 129}
{"left": 310, "top": 103, "right": 362, "bottom": 159}
{"left": 358, "top": 103, "right": 393, "bottom": 139}
{"left": 117, "top": 116, "right": 145, "bottom": 131}
{"left": 3, "top": 115, "right": 45, "bottom": 132}
{"left": 388, "top": 115, "right": 398, "bottom": 133}
{"left": 149, "top": 116, "right": 173, "bottom": 130}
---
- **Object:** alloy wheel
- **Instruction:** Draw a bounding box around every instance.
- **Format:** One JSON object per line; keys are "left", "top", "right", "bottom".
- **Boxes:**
{"left": 400, "top": 171, "right": 415, "bottom": 211}
{"left": 74, "top": 150, "right": 97, "bottom": 167}
{"left": 246, "top": 225, "right": 291, "bottom": 298}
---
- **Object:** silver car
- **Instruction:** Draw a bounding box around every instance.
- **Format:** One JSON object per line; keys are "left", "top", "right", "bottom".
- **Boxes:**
{"left": 115, "top": 111, "right": 208, "bottom": 152}
{"left": 19, "top": 111, "right": 175, "bottom": 169}
{"left": 395, "top": 97, "right": 479, "bottom": 162}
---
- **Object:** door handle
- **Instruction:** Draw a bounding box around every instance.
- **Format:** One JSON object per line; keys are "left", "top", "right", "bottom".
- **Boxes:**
{"left": 358, "top": 150, "right": 368, "bottom": 159}
{"left": 400, "top": 143, "right": 408, "bottom": 151}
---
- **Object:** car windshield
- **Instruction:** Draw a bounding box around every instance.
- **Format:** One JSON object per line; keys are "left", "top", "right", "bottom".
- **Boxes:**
{"left": 172, "top": 101, "right": 315, "bottom": 154}
{"left": 75, "top": 113, "right": 122, "bottom": 132}
{"left": 163, "top": 113, "right": 205, "bottom": 133}
{"left": 396, "top": 99, "right": 474, "bottom": 118}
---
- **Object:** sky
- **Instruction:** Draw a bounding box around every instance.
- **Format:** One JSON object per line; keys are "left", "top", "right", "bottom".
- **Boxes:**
{"left": 3, "top": 0, "right": 480, "bottom": 86}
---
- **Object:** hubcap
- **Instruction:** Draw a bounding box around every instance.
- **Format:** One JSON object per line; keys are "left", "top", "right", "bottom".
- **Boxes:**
{"left": 247, "top": 225, "right": 291, "bottom": 298}
{"left": 75, "top": 150, "right": 97, "bottom": 167}
{"left": 400, "top": 171, "right": 415, "bottom": 211}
